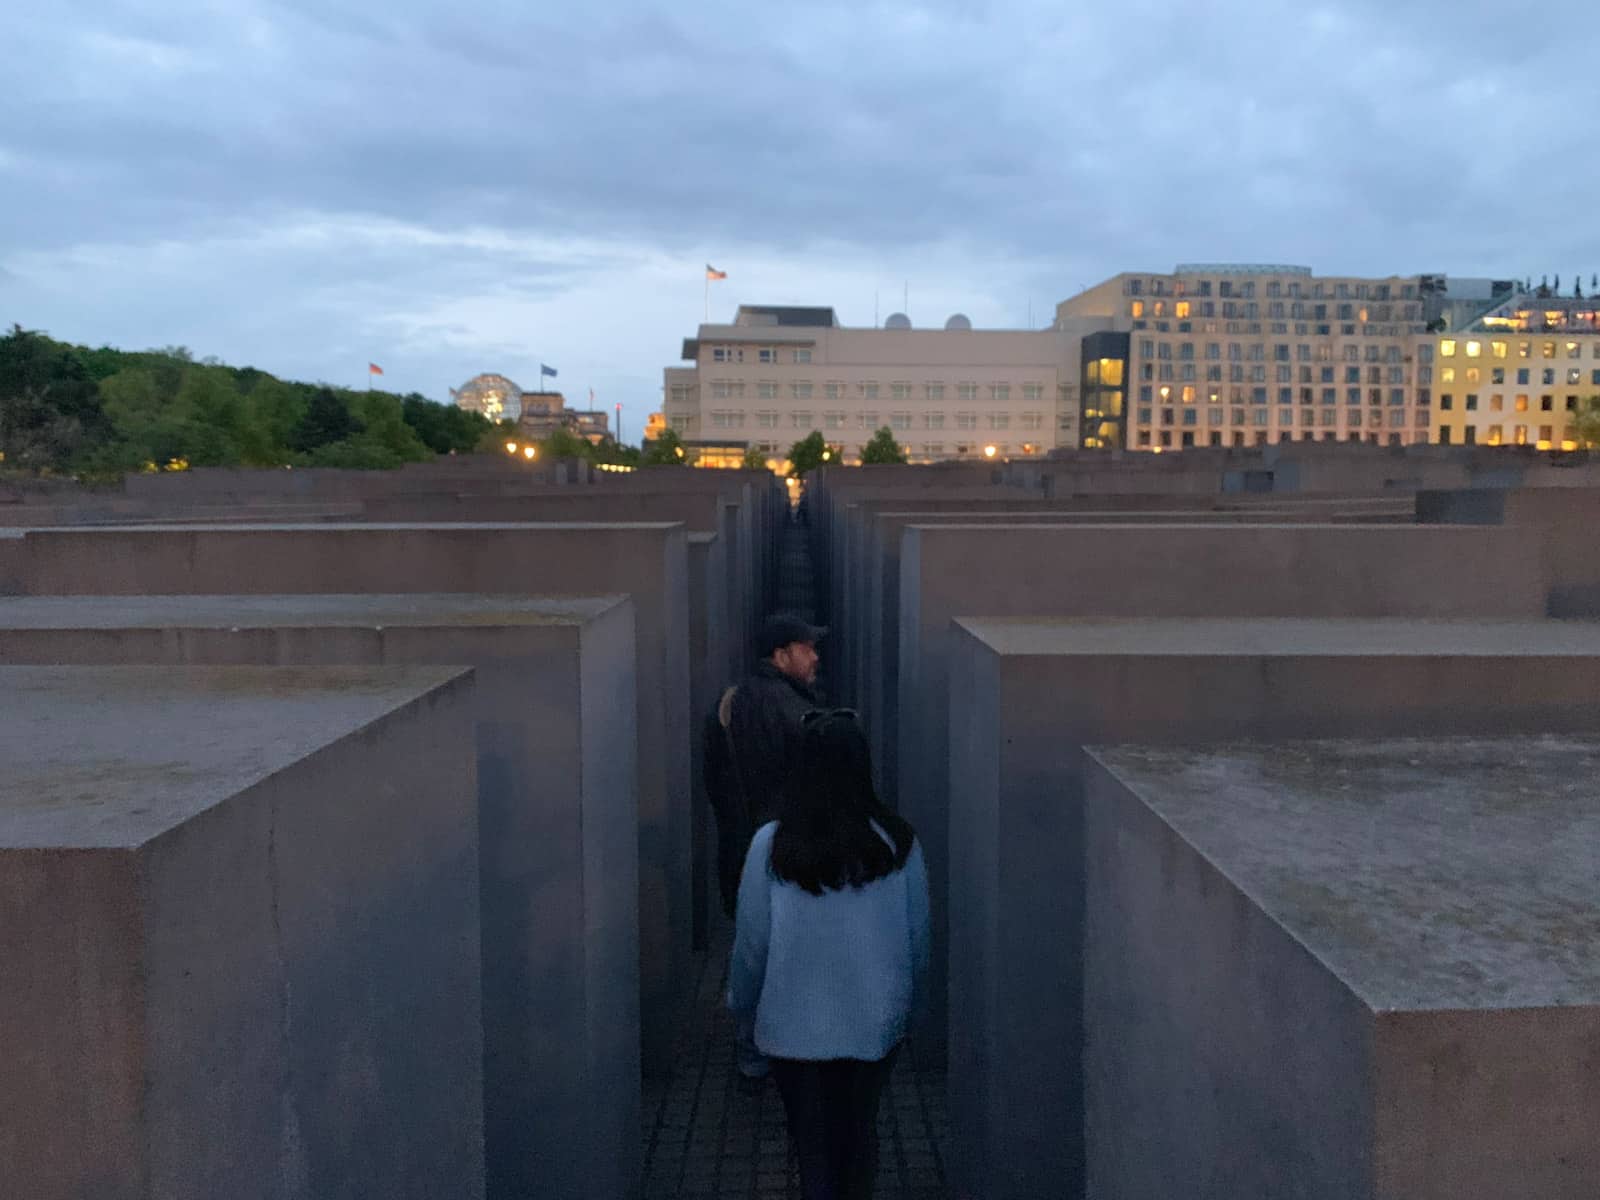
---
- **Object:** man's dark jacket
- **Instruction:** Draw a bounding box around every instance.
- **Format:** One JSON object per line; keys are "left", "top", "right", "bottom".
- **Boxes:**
{"left": 702, "top": 661, "right": 821, "bottom": 916}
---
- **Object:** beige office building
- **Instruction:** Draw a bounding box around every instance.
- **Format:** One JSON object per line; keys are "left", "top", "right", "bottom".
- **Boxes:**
{"left": 665, "top": 305, "right": 1090, "bottom": 463}
{"left": 1058, "top": 265, "right": 1434, "bottom": 450}
{"left": 1431, "top": 295, "right": 1600, "bottom": 449}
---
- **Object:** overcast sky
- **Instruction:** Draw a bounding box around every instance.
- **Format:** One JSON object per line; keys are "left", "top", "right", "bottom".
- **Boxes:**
{"left": 5, "top": 0, "right": 1597, "bottom": 435}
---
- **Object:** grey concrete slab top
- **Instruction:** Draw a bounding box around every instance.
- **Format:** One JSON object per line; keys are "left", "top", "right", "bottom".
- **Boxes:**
{"left": 0, "top": 664, "right": 469, "bottom": 849}
{"left": 0, "top": 594, "right": 627, "bottom": 629}
{"left": 1089, "top": 737, "right": 1600, "bottom": 1011}
{"left": 956, "top": 617, "right": 1600, "bottom": 657}
{"left": 8, "top": 521, "right": 683, "bottom": 533}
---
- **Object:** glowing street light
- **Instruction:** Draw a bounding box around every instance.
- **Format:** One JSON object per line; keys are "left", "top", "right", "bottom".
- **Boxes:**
{"left": 983, "top": 444, "right": 998, "bottom": 459}
{"left": 523, "top": 445, "right": 537, "bottom": 460}
{"left": 505, "top": 441, "right": 519, "bottom": 455}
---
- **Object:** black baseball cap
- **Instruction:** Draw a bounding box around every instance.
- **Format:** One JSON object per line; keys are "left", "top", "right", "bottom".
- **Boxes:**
{"left": 757, "top": 613, "right": 828, "bottom": 658}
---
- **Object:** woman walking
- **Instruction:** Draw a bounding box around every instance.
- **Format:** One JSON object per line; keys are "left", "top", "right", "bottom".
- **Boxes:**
{"left": 727, "top": 710, "right": 931, "bottom": 1200}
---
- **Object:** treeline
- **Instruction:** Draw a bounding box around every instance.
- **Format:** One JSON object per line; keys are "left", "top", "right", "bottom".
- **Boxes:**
{"left": 0, "top": 324, "right": 500, "bottom": 478}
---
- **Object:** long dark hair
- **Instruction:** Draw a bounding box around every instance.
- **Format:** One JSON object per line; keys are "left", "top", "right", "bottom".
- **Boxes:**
{"left": 770, "top": 711, "right": 916, "bottom": 895}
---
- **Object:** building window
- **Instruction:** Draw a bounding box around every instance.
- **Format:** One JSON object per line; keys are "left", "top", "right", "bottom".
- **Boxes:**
{"left": 1439, "top": 340, "right": 1456, "bottom": 358}
{"left": 757, "top": 382, "right": 778, "bottom": 400}
{"left": 926, "top": 383, "right": 946, "bottom": 401}
{"left": 991, "top": 384, "right": 1011, "bottom": 402}
{"left": 791, "top": 412, "right": 813, "bottom": 429}
{"left": 862, "top": 382, "right": 880, "bottom": 401}
{"left": 794, "top": 349, "right": 812, "bottom": 364}
{"left": 890, "top": 412, "right": 912, "bottom": 431}
{"left": 668, "top": 384, "right": 691, "bottom": 405}
{"left": 857, "top": 412, "right": 880, "bottom": 429}
{"left": 988, "top": 413, "right": 1011, "bottom": 430}
{"left": 956, "top": 412, "right": 977, "bottom": 430}
{"left": 823, "top": 411, "right": 847, "bottom": 430}
{"left": 925, "top": 412, "right": 946, "bottom": 430}
{"left": 757, "top": 411, "right": 779, "bottom": 428}
{"left": 670, "top": 415, "right": 692, "bottom": 432}
{"left": 758, "top": 347, "right": 777, "bottom": 364}
{"left": 958, "top": 383, "right": 978, "bottom": 402}
{"left": 824, "top": 382, "right": 843, "bottom": 401}
{"left": 924, "top": 442, "right": 944, "bottom": 457}
{"left": 712, "top": 347, "right": 742, "bottom": 363}
{"left": 1543, "top": 369, "right": 1557, "bottom": 386}
{"left": 1020, "top": 412, "right": 1043, "bottom": 430}
{"left": 791, "top": 382, "right": 813, "bottom": 401}
{"left": 1022, "top": 384, "right": 1044, "bottom": 402}
{"left": 710, "top": 410, "right": 744, "bottom": 428}
{"left": 891, "top": 383, "right": 912, "bottom": 402}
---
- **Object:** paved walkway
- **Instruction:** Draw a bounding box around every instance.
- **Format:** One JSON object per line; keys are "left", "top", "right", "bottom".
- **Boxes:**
{"left": 641, "top": 924, "right": 950, "bottom": 1199}
{"left": 640, "top": 508, "right": 950, "bottom": 1198}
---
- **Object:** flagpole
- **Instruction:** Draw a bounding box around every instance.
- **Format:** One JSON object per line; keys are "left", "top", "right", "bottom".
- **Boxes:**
{"left": 704, "top": 273, "right": 709, "bottom": 324}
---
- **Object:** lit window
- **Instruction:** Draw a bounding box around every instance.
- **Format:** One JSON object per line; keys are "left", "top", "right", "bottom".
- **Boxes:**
{"left": 1569, "top": 342, "right": 1582, "bottom": 360}
{"left": 1543, "top": 342, "right": 1557, "bottom": 359}
{"left": 1440, "top": 339, "right": 1456, "bottom": 357}
{"left": 1465, "top": 340, "right": 1482, "bottom": 358}
{"left": 1175, "top": 301, "right": 1191, "bottom": 319}
{"left": 1491, "top": 341, "right": 1508, "bottom": 358}
{"left": 1131, "top": 300, "right": 1145, "bottom": 318}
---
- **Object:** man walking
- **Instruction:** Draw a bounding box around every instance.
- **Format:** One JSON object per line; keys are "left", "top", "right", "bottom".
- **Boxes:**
{"left": 703, "top": 613, "right": 826, "bottom": 1081}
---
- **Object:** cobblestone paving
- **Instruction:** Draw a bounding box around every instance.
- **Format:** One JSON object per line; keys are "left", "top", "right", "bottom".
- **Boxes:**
{"left": 641, "top": 924, "right": 950, "bottom": 1200}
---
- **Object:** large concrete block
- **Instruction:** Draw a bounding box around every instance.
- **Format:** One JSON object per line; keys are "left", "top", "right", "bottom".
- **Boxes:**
{"left": 1084, "top": 737, "right": 1600, "bottom": 1200}
{"left": 903, "top": 522, "right": 1544, "bottom": 1074}
{"left": 0, "top": 594, "right": 641, "bottom": 1199}
{"left": 687, "top": 533, "right": 730, "bottom": 951}
{"left": 0, "top": 664, "right": 483, "bottom": 1200}
{"left": 1417, "top": 487, "right": 1600, "bottom": 616}
{"left": 6, "top": 521, "right": 690, "bottom": 1077}
{"left": 946, "top": 617, "right": 1600, "bottom": 1200}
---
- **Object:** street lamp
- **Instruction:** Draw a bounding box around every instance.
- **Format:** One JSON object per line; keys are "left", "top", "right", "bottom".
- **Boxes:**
{"left": 983, "top": 444, "right": 998, "bottom": 459}
{"left": 505, "top": 441, "right": 518, "bottom": 455}
{"left": 523, "top": 445, "right": 537, "bottom": 460}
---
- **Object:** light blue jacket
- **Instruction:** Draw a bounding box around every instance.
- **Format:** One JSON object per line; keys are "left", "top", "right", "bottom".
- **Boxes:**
{"left": 727, "top": 820, "right": 932, "bottom": 1062}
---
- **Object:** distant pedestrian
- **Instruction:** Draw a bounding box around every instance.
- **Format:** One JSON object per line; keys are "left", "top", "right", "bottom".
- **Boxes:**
{"left": 703, "top": 613, "right": 827, "bottom": 1080}
{"left": 727, "top": 711, "right": 930, "bottom": 1200}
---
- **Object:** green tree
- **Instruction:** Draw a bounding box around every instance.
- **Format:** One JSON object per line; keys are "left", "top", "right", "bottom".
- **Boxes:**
{"left": 539, "top": 426, "right": 591, "bottom": 460}
{"left": 290, "top": 387, "right": 362, "bottom": 453}
{"left": 859, "top": 426, "right": 908, "bottom": 464}
{"left": 642, "top": 427, "right": 689, "bottom": 465}
{"left": 1576, "top": 397, "right": 1600, "bottom": 447}
{"left": 0, "top": 324, "right": 108, "bottom": 472}
{"left": 786, "top": 429, "right": 836, "bottom": 476}
{"left": 742, "top": 445, "right": 769, "bottom": 471}
{"left": 402, "top": 395, "right": 491, "bottom": 454}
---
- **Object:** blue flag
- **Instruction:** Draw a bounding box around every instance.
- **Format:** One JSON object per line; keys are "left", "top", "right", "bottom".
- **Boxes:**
{"left": 540, "top": 364, "right": 558, "bottom": 378}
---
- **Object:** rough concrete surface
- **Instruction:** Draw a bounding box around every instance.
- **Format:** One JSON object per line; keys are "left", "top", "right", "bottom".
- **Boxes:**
{"left": 1085, "top": 736, "right": 1600, "bottom": 1200}
{"left": 0, "top": 664, "right": 485, "bottom": 1200}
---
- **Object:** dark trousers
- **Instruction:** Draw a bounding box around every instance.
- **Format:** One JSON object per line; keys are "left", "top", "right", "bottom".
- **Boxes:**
{"left": 770, "top": 1046, "right": 899, "bottom": 1200}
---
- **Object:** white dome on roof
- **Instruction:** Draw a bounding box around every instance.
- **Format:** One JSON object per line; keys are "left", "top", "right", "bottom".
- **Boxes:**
{"left": 945, "top": 313, "right": 972, "bottom": 330}
{"left": 884, "top": 312, "right": 912, "bottom": 330}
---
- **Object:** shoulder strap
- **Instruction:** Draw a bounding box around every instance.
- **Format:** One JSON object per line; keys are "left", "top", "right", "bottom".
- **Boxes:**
{"left": 717, "top": 686, "right": 755, "bottom": 825}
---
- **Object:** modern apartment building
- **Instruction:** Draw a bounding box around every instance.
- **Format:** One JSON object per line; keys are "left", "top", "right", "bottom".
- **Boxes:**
{"left": 1431, "top": 294, "right": 1600, "bottom": 449}
{"left": 665, "top": 305, "right": 1087, "bottom": 463}
{"left": 1057, "top": 265, "right": 1433, "bottom": 450}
